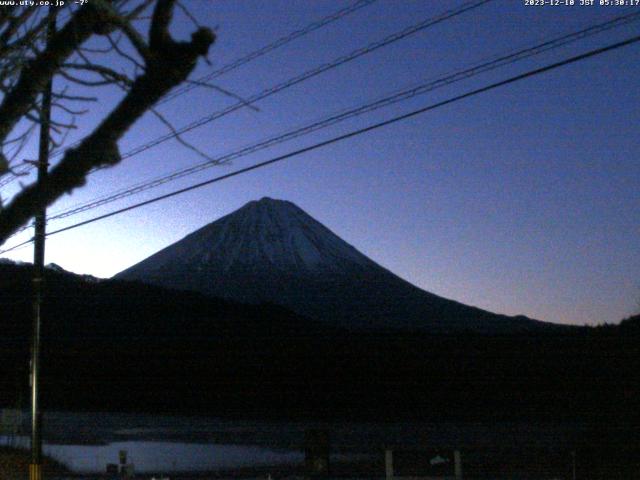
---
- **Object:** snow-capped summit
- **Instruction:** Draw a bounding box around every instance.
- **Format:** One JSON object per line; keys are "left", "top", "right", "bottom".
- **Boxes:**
{"left": 116, "top": 198, "right": 551, "bottom": 333}
{"left": 182, "top": 196, "right": 374, "bottom": 273}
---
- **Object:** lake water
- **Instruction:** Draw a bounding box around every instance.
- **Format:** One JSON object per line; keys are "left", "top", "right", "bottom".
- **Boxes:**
{"left": 2, "top": 436, "right": 305, "bottom": 473}
{"left": 1, "top": 411, "right": 590, "bottom": 475}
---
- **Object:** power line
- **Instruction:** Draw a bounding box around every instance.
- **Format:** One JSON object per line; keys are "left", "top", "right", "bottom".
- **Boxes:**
{"left": 2, "top": 32, "right": 631, "bottom": 251}
{"left": 4, "top": 0, "right": 493, "bottom": 203}
{"left": 43, "top": 10, "right": 640, "bottom": 224}
{"left": 0, "top": 164, "right": 31, "bottom": 188}
{"left": 47, "top": 0, "right": 379, "bottom": 159}
{"left": 0, "top": 236, "right": 33, "bottom": 255}
{"left": 39, "top": 0, "right": 485, "bottom": 180}
{"left": 0, "top": 0, "right": 379, "bottom": 187}
{"left": 0, "top": 0, "right": 496, "bottom": 244}
{"left": 0, "top": 5, "right": 114, "bottom": 187}
{"left": 93, "top": 0, "right": 494, "bottom": 166}
{"left": 158, "top": 0, "right": 379, "bottom": 105}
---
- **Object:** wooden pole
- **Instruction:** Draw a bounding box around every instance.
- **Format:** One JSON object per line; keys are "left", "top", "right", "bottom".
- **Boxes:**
{"left": 30, "top": 7, "right": 55, "bottom": 480}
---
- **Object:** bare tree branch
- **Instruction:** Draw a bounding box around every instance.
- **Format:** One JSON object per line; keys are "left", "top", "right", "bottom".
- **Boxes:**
{"left": 185, "top": 79, "right": 259, "bottom": 112}
{"left": 0, "top": 3, "right": 118, "bottom": 144}
{"left": 150, "top": 106, "right": 222, "bottom": 164}
{"left": 0, "top": 8, "right": 36, "bottom": 48}
{"left": 106, "top": 31, "right": 145, "bottom": 70}
{"left": 0, "top": 0, "right": 215, "bottom": 242}
{"left": 62, "top": 62, "right": 134, "bottom": 86}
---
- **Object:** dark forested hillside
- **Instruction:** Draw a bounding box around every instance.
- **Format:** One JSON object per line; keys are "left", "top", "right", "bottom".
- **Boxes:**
{"left": 1, "top": 261, "right": 638, "bottom": 428}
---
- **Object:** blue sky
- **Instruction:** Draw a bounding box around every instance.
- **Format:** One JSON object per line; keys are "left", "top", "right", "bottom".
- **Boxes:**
{"left": 1, "top": 0, "right": 639, "bottom": 325}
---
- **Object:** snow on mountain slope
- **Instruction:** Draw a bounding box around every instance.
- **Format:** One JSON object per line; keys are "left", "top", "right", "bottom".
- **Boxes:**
{"left": 159, "top": 197, "right": 374, "bottom": 273}
{"left": 116, "top": 197, "right": 553, "bottom": 333}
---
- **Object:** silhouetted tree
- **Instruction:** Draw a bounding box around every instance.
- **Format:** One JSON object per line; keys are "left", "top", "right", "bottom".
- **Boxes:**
{"left": 0, "top": 0, "right": 215, "bottom": 244}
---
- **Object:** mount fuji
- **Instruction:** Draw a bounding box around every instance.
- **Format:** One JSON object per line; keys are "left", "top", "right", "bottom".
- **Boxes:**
{"left": 115, "top": 197, "right": 551, "bottom": 333}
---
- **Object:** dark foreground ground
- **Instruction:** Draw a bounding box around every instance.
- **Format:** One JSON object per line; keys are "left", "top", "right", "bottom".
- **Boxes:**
{"left": 1, "top": 262, "right": 638, "bottom": 423}
{"left": 1, "top": 264, "right": 639, "bottom": 478}
{"left": 0, "top": 446, "right": 69, "bottom": 479}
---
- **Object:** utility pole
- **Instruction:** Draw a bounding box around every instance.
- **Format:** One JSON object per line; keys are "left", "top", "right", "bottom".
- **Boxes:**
{"left": 30, "top": 7, "right": 55, "bottom": 480}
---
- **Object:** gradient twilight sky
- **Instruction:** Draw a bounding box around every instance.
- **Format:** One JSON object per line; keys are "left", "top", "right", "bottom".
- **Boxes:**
{"left": 1, "top": 0, "right": 639, "bottom": 326}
